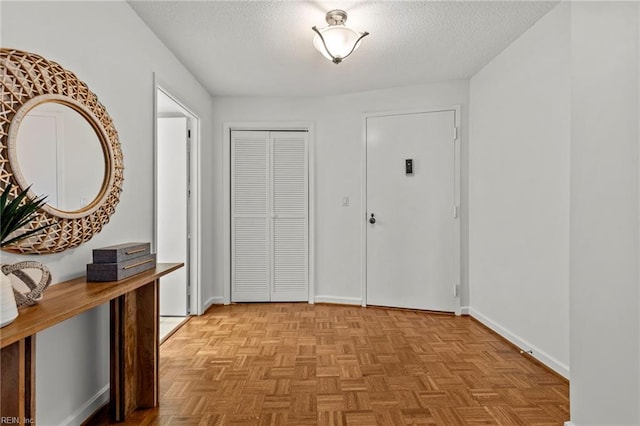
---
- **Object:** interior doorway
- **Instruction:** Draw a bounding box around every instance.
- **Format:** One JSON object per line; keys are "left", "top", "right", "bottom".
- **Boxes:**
{"left": 155, "top": 86, "right": 201, "bottom": 328}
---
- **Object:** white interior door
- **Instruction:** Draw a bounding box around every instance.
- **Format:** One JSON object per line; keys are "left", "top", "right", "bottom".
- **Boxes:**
{"left": 17, "top": 113, "right": 61, "bottom": 206}
{"left": 231, "top": 130, "right": 308, "bottom": 302}
{"left": 271, "top": 132, "right": 308, "bottom": 301}
{"left": 231, "top": 131, "right": 271, "bottom": 302}
{"left": 158, "top": 117, "right": 189, "bottom": 316}
{"left": 366, "top": 110, "right": 457, "bottom": 312}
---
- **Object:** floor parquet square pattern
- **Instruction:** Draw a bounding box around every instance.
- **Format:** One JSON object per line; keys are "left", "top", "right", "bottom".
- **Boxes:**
{"left": 116, "top": 303, "right": 569, "bottom": 425}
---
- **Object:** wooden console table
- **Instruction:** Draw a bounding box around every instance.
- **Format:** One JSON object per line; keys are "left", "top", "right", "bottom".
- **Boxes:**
{"left": 0, "top": 263, "right": 183, "bottom": 423}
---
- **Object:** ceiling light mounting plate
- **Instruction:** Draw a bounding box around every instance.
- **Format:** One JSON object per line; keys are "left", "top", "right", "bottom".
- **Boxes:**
{"left": 325, "top": 9, "right": 348, "bottom": 26}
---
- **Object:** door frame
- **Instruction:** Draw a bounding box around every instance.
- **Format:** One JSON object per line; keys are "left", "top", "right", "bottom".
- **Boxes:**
{"left": 361, "top": 106, "right": 461, "bottom": 315}
{"left": 222, "top": 122, "right": 315, "bottom": 305}
{"left": 153, "top": 83, "right": 202, "bottom": 315}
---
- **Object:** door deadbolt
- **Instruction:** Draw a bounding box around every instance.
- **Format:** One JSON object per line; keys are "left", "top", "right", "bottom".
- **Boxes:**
{"left": 369, "top": 213, "right": 376, "bottom": 224}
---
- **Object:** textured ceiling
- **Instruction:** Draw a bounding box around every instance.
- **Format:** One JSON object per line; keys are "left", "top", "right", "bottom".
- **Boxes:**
{"left": 129, "top": 1, "right": 559, "bottom": 97}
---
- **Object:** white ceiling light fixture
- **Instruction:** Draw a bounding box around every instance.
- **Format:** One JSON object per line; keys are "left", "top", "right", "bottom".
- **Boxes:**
{"left": 312, "top": 9, "right": 369, "bottom": 64}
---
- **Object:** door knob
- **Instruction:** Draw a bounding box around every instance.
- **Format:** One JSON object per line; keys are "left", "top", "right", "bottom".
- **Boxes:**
{"left": 369, "top": 213, "right": 376, "bottom": 224}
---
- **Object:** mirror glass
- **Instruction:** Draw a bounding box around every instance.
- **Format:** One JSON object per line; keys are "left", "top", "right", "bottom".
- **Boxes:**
{"left": 15, "top": 102, "right": 106, "bottom": 212}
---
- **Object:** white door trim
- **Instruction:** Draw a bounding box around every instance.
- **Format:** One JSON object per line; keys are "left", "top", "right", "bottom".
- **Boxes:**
{"left": 223, "top": 122, "right": 315, "bottom": 305}
{"left": 153, "top": 81, "right": 202, "bottom": 315}
{"left": 361, "top": 106, "right": 461, "bottom": 315}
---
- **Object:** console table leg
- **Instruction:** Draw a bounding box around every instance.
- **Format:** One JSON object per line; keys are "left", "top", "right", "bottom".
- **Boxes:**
{"left": 110, "top": 279, "right": 159, "bottom": 422}
{"left": 135, "top": 279, "right": 159, "bottom": 408}
{"left": 110, "top": 296, "right": 125, "bottom": 422}
{"left": 0, "top": 336, "right": 36, "bottom": 423}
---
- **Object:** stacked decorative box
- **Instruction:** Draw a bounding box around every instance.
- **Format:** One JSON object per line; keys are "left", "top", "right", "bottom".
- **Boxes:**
{"left": 87, "top": 242, "right": 156, "bottom": 282}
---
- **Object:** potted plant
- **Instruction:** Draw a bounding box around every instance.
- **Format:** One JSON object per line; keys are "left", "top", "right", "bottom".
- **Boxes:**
{"left": 1, "top": 183, "right": 50, "bottom": 327}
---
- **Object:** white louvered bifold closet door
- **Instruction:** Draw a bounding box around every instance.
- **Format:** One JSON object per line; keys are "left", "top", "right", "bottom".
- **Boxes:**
{"left": 231, "top": 130, "right": 308, "bottom": 302}
{"left": 232, "top": 131, "right": 270, "bottom": 301}
{"left": 270, "top": 132, "right": 308, "bottom": 301}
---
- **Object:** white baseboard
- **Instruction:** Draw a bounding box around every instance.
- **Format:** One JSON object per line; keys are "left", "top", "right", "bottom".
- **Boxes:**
{"left": 314, "top": 295, "right": 362, "bottom": 306}
{"left": 564, "top": 422, "right": 575, "bottom": 426}
{"left": 203, "top": 296, "right": 215, "bottom": 312}
{"left": 62, "top": 384, "right": 109, "bottom": 426}
{"left": 460, "top": 306, "right": 470, "bottom": 315}
{"left": 469, "top": 308, "right": 569, "bottom": 379}
{"left": 203, "top": 296, "right": 224, "bottom": 312}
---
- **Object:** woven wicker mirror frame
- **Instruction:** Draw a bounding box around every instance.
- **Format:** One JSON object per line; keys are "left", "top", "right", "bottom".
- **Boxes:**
{"left": 0, "top": 48, "right": 124, "bottom": 254}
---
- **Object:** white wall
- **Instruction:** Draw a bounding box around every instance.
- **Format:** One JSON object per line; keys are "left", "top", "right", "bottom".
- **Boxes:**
{"left": 211, "top": 81, "right": 470, "bottom": 307}
{"left": 569, "top": 2, "right": 640, "bottom": 424}
{"left": 469, "top": 3, "right": 571, "bottom": 377}
{"left": 1, "top": 2, "right": 214, "bottom": 424}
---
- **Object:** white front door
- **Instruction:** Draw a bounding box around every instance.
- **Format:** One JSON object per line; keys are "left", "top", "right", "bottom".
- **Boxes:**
{"left": 366, "top": 110, "right": 458, "bottom": 312}
{"left": 157, "top": 117, "right": 189, "bottom": 316}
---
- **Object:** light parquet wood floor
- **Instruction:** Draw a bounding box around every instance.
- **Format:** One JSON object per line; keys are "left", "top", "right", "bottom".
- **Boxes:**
{"left": 111, "top": 303, "right": 569, "bottom": 426}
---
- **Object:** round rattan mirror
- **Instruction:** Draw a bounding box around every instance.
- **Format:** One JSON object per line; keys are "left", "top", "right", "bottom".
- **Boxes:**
{"left": 0, "top": 48, "right": 124, "bottom": 254}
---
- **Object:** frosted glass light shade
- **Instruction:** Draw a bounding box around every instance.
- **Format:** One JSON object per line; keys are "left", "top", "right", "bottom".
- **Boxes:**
{"left": 311, "top": 9, "right": 368, "bottom": 64}
{"left": 313, "top": 26, "right": 364, "bottom": 61}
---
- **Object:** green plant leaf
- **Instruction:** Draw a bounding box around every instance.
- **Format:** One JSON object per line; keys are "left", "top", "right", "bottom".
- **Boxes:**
{"left": 1, "top": 183, "right": 52, "bottom": 248}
